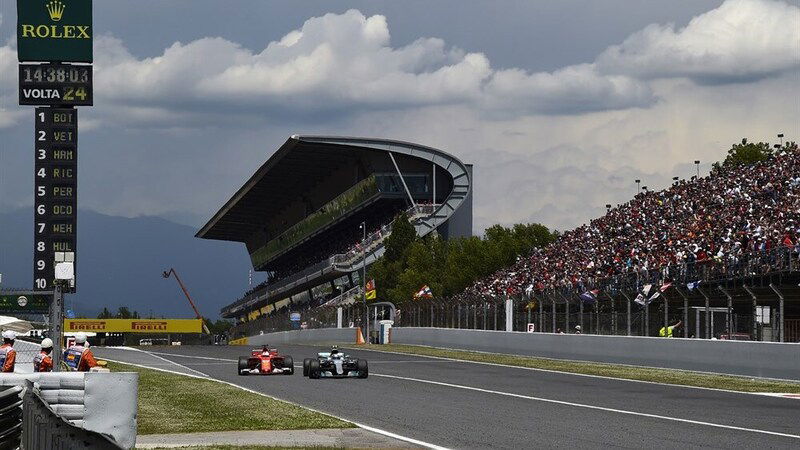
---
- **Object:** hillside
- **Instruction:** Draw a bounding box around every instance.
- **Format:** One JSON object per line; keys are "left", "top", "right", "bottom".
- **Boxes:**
{"left": 0, "top": 208, "right": 254, "bottom": 318}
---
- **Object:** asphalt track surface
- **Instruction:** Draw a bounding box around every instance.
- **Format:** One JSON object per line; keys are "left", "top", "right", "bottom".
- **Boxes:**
{"left": 94, "top": 344, "right": 800, "bottom": 449}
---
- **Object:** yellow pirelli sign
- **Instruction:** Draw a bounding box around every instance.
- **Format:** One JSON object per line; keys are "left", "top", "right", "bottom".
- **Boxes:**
{"left": 63, "top": 319, "right": 203, "bottom": 333}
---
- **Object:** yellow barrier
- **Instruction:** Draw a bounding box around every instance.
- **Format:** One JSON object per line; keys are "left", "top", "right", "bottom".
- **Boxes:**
{"left": 63, "top": 319, "right": 203, "bottom": 333}
{"left": 229, "top": 337, "right": 249, "bottom": 345}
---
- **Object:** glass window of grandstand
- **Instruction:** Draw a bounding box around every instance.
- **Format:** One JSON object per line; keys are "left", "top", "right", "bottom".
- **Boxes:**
{"left": 375, "top": 173, "right": 430, "bottom": 196}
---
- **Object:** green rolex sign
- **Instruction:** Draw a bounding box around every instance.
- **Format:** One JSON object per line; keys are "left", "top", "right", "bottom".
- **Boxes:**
{"left": 17, "top": 0, "right": 93, "bottom": 63}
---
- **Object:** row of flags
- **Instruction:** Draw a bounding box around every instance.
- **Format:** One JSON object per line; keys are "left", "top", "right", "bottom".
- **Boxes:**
{"left": 575, "top": 279, "right": 702, "bottom": 307}
{"left": 362, "top": 279, "right": 434, "bottom": 301}
{"left": 634, "top": 282, "right": 672, "bottom": 306}
{"left": 365, "top": 279, "right": 703, "bottom": 303}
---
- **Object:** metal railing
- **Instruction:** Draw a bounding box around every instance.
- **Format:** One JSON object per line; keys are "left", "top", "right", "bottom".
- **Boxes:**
{"left": 224, "top": 203, "right": 439, "bottom": 316}
{"left": 330, "top": 203, "right": 437, "bottom": 268}
{"left": 230, "top": 247, "right": 799, "bottom": 342}
{"left": 321, "top": 285, "right": 362, "bottom": 308}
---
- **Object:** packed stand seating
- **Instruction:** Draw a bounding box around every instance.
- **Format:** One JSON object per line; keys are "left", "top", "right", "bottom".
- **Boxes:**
{"left": 461, "top": 145, "right": 800, "bottom": 299}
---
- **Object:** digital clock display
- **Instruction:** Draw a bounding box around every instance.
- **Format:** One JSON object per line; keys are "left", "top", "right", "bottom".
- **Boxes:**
{"left": 19, "top": 63, "right": 92, "bottom": 106}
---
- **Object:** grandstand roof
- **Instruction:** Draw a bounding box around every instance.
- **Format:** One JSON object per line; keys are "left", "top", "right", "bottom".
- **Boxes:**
{"left": 196, "top": 135, "right": 465, "bottom": 242}
{"left": 196, "top": 136, "right": 360, "bottom": 241}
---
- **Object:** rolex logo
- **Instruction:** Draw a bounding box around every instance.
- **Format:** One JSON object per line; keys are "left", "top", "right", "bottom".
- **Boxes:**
{"left": 46, "top": 0, "right": 65, "bottom": 22}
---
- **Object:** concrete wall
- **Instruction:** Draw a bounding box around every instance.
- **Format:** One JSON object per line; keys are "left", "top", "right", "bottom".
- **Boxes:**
{"left": 247, "top": 328, "right": 358, "bottom": 346}
{"left": 246, "top": 326, "right": 799, "bottom": 380}
{"left": 391, "top": 328, "right": 800, "bottom": 381}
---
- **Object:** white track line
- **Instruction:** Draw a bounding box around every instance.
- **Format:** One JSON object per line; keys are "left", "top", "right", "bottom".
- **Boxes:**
{"left": 145, "top": 350, "right": 447, "bottom": 365}
{"left": 345, "top": 345, "right": 800, "bottom": 397}
{"left": 122, "top": 348, "right": 210, "bottom": 377}
{"left": 133, "top": 346, "right": 800, "bottom": 399}
{"left": 120, "top": 348, "right": 800, "bottom": 439}
{"left": 372, "top": 372, "right": 800, "bottom": 440}
{"left": 104, "top": 354, "right": 447, "bottom": 449}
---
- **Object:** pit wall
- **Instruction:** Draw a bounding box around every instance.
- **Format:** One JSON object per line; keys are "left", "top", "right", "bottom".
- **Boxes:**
{"left": 247, "top": 327, "right": 800, "bottom": 381}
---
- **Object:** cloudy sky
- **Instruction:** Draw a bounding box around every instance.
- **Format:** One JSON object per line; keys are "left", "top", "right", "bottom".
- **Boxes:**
{"left": 1, "top": 0, "right": 798, "bottom": 233}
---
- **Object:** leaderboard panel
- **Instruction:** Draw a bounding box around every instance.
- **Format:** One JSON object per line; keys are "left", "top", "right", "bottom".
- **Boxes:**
{"left": 34, "top": 107, "right": 77, "bottom": 292}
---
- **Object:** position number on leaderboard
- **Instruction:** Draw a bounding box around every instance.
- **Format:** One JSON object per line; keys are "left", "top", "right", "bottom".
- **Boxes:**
{"left": 34, "top": 107, "right": 77, "bottom": 292}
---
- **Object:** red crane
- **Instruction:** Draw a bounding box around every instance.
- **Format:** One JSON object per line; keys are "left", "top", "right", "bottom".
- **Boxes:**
{"left": 162, "top": 268, "right": 211, "bottom": 334}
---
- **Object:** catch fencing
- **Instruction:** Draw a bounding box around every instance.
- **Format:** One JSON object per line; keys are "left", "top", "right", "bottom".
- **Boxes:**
{"left": 231, "top": 248, "right": 798, "bottom": 341}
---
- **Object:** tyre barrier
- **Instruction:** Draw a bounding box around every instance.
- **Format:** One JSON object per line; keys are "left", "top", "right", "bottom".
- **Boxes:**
{"left": 1, "top": 373, "right": 138, "bottom": 449}
{"left": 22, "top": 381, "right": 123, "bottom": 450}
{"left": 0, "top": 386, "right": 23, "bottom": 449}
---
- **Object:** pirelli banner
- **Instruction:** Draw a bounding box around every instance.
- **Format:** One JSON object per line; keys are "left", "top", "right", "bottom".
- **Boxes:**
{"left": 64, "top": 319, "right": 204, "bottom": 333}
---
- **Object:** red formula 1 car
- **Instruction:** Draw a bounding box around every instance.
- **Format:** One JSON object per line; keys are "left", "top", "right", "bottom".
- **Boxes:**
{"left": 237, "top": 346, "right": 294, "bottom": 375}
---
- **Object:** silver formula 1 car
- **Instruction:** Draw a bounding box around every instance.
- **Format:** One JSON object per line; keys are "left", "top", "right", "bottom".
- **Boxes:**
{"left": 303, "top": 346, "right": 368, "bottom": 379}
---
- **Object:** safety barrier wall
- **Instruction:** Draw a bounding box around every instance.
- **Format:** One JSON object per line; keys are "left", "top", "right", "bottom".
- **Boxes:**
{"left": 248, "top": 327, "right": 357, "bottom": 346}
{"left": 22, "top": 382, "right": 123, "bottom": 449}
{"left": 391, "top": 327, "right": 800, "bottom": 381}
{"left": 0, "top": 372, "right": 138, "bottom": 448}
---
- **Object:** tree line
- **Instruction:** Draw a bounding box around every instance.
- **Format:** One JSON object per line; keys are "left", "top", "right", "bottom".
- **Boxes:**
{"left": 368, "top": 212, "right": 555, "bottom": 305}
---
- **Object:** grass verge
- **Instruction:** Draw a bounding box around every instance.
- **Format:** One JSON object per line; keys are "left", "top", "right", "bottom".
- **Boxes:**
{"left": 349, "top": 344, "right": 800, "bottom": 393}
{"left": 108, "top": 362, "right": 353, "bottom": 435}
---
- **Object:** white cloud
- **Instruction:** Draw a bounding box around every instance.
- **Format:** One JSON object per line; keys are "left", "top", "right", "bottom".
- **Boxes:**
{"left": 596, "top": 0, "right": 800, "bottom": 83}
{"left": 84, "top": 9, "right": 650, "bottom": 123}
{"left": 1, "top": 1, "right": 798, "bottom": 235}
{"left": 4, "top": 1, "right": 795, "bottom": 129}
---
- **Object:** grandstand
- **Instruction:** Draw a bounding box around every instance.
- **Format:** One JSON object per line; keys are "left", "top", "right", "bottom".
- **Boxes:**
{"left": 244, "top": 144, "right": 800, "bottom": 342}
{"left": 452, "top": 144, "right": 800, "bottom": 341}
{"left": 197, "top": 136, "right": 472, "bottom": 329}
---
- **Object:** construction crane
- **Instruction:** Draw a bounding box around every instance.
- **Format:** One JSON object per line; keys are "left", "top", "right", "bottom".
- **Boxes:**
{"left": 162, "top": 268, "right": 211, "bottom": 334}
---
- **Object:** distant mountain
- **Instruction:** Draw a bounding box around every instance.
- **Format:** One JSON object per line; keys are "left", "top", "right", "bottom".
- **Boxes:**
{"left": 0, "top": 208, "right": 255, "bottom": 318}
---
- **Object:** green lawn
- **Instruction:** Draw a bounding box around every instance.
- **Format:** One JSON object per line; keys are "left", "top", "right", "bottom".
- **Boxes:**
{"left": 109, "top": 362, "right": 353, "bottom": 435}
{"left": 350, "top": 344, "right": 800, "bottom": 393}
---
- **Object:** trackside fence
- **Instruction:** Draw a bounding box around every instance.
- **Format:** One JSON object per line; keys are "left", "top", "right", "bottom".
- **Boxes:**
{"left": 229, "top": 247, "right": 800, "bottom": 342}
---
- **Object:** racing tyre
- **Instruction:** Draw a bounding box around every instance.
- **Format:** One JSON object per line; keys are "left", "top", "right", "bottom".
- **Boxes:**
{"left": 282, "top": 356, "right": 294, "bottom": 375}
{"left": 356, "top": 359, "right": 368, "bottom": 379}
{"left": 303, "top": 358, "right": 312, "bottom": 377}
{"left": 238, "top": 356, "right": 249, "bottom": 376}
{"left": 309, "top": 359, "right": 321, "bottom": 379}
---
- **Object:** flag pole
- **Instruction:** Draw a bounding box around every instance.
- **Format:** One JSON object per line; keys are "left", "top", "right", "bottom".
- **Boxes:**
{"left": 360, "top": 221, "right": 368, "bottom": 345}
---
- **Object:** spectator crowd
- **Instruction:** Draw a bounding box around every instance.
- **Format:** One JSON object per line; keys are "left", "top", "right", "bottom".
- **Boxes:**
{"left": 461, "top": 145, "right": 800, "bottom": 299}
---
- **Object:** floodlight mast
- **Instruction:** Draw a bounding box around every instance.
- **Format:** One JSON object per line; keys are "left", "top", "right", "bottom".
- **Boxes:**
{"left": 162, "top": 268, "right": 211, "bottom": 334}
